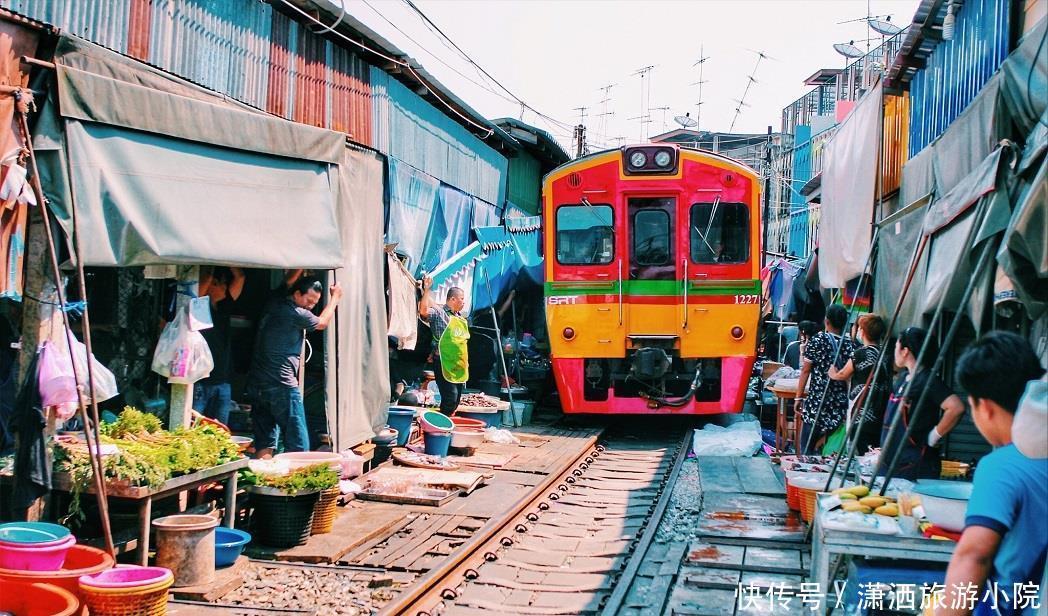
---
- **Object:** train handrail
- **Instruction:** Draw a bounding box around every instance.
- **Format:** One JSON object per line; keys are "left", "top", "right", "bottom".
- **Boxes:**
{"left": 681, "top": 258, "right": 689, "bottom": 330}
{"left": 617, "top": 259, "right": 623, "bottom": 326}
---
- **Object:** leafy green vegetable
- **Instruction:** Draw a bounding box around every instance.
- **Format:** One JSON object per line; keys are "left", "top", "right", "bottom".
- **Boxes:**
{"left": 99, "top": 407, "right": 162, "bottom": 439}
{"left": 242, "top": 463, "right": 339, "bottom": 495}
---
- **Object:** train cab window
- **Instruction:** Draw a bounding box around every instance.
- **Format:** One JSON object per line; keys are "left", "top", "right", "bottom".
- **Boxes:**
{"left": 632, "top": 210, "right": 671, "bottom": 266}
{"left": 556, "top": 204, "right": 614, "bottom": 265}
{"left": 690, "top": 202, "right": 749, "bottom": 264}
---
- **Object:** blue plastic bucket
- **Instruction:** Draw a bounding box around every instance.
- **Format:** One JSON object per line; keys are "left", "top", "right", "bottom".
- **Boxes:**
{"left": 386, "top": 407, "right": 417, "bottom": 446}
{"left": 214, "top": 527, "right": 251, "bottom": 567}
{"left": 423, "top": 431, "right": 452, "bottom": 457}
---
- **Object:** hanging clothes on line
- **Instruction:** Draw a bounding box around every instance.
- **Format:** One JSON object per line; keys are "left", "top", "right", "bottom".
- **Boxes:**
{"left": 387, "top": 253, "right": 418, "bottom": 351}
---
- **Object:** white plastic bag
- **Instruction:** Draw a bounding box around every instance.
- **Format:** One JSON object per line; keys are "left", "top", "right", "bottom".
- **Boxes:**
{"left": 484, "top": 427, "right": 520, "bottom": 444}
{"left": 691, "top": 420, "right": 764, "bottom": 457}
{"left": 38, "top": 336, "right": 119, "bottom": 408}
{"left": 151, "top": 309, "right": 213, "bottom": 384}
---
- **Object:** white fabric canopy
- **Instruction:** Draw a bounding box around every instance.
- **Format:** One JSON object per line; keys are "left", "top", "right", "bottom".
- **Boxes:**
{"left": 818, "top": 80, "right": 883, "bottom": 288}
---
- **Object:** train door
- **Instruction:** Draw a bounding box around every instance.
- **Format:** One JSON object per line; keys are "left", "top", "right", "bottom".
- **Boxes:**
{"left": 625, "top": 196, "right": 680, "bottom": 339}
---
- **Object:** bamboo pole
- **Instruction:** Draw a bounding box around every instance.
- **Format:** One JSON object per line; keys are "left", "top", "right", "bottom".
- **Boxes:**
{"left": 16, "top": 100, "right": 115, "bottom": 555}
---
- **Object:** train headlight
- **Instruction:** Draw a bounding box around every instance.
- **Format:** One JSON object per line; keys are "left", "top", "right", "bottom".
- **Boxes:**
{"left": 654, "top": 150, "right": 672, "bottom": 167}
{"left": 628, "top": 151, "right": 647, "bottom": 168}
{"left": 562, "top": 327, "right": 576, "bottom": 340}
{"left": 730, "top": 326, "right": 745, "bottom": 340}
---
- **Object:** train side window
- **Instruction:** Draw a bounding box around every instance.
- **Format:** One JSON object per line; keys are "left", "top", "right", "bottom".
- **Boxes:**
{"left": 690, "top": 202, "right": 749, "bottom": 264}
{"left": 632, "top": 209, "right": 671, "bottom": 266}
{"left": 556, "top": 204, "right": 614, "bottom": 265}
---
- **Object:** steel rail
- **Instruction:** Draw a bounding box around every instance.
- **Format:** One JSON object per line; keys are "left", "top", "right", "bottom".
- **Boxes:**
{"left": 599, "top": 430, "right": 692, "bottom": 616}
{"left": 377, "top": 430, "right": 604, "bottom": 615}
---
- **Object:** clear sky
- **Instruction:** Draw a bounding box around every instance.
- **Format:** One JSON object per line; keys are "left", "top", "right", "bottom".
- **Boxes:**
{"left": 348, "top": 0, "right": 921, "bottom": 151}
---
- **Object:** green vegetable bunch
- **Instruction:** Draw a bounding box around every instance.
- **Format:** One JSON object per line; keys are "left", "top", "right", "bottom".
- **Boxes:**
{"left": 242, "top": 463, "right": 339, "bottom": 495}
{"left": 99, "top": 407, "right": 162, "bottom": 439}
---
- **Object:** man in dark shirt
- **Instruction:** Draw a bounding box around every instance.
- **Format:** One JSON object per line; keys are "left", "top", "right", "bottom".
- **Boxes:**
{"left": 247, "top": 276, "right": 341, "bottom": 458}
{"left": 194, "top": 267, "right": 244, "bottom": 426}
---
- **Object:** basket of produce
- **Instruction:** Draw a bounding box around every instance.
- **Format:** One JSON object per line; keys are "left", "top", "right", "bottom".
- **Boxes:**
{"left": 53, "top": 408, "right": 241, "bottom": 528}
{"left": 784, "top": 472, "right": 829, "bottom": 511}
{"left": 243, "top": 463, "right": 339, "bottom": 547}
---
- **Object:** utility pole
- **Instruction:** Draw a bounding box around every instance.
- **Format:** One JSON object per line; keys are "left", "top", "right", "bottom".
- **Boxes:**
{"left": 597, "top": 83, "right": 615, "bottom": 145}
{"left": 632, "top": 65, "right": 655, "bottom": 142}
{"left": 692, "top": 46, "right": 710, "bottom": 132}
{"left": 731, "top": 50, "right": 771, "bottom": 132}
{"left": 573, "top": 124, "right": 587, "bottom": 158}
{"left": 652, "top": 106, "right": 670, "bottom": 132}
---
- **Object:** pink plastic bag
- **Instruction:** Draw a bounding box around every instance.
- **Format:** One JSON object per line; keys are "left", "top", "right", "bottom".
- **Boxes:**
{"left": 37, "top": 337, "right": 119, "bottom": 408}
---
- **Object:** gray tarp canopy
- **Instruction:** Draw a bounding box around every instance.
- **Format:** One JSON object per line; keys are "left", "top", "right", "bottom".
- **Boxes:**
{"left": 35, "top": 34, "right": 346, "bottom": 268}
{"left": 875, "top": 21, "right": 1047, "bottom": 331}
{"left": 33, "top": 34, "right": 390, "bottom": 448}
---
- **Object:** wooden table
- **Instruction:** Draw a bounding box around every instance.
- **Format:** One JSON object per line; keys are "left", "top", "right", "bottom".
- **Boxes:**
{"left": 810, "top": 494, "right": 955, "bottom": 612}
{"left": 52, "top": 458, "right": 248, "bottom": 565}
{"left": 767, "top": 385, "right": 800, "bottom": 453}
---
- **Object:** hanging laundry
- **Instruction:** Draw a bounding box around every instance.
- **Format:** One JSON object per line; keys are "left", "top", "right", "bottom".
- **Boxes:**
{"left": 767, "top": 259, "right": 803, "bottom": 320}
{"left": 11, "top": 351, "right": 49, "bottom": 513}
{"left": 387, "top": 253, "right": 419, "bottom": 351}
{"left": 0, "top": 159, "right": 33, "bottom": 301}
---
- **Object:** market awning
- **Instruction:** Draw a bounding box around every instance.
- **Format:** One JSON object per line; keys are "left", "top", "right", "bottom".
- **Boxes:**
{"left": 817, "top": 80, "right": 882, "bottom": 289}
{"left": 36, "top": 34, "right": 347, "bottom": 268}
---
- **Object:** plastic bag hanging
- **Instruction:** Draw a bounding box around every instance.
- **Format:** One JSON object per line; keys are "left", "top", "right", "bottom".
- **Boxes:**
{"left": 151, "top": 308, "right": 214, "bottom": 384}
{"left": 38, "top": 336, "right": 119, "bottom": 409}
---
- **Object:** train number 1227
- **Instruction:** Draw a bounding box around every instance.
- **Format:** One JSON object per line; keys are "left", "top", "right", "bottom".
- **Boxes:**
{"left": 734, "top": 294, "right": 760, "bottom": 304}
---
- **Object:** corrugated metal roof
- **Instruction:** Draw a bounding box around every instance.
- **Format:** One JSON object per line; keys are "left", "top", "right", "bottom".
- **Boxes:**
{"left": 1, "top": 0, "right": 130, "bottom": 53}
{"left": 371, "top": 65, "right": 507, "bottom": 206}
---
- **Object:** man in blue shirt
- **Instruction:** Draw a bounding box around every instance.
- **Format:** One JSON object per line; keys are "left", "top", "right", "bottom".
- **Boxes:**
{"left": 940, "top": 332, "right": 1046, "bottom": 616}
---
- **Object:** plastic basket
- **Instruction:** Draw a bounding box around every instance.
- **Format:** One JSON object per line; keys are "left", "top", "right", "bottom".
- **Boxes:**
{"left": 250, "top": 491, "right": 319, "bottom": 548}
{"left": 310, "top": 487, "right": 340, "bottom": 535}
{"left": 79, "top": 576, "right": 171, "bottom": 616}
{"left": 785, "top": 481, "right": 801, "bottom": 510}
{"left": 798, "top": 487, "right": 824, "bottom": 523}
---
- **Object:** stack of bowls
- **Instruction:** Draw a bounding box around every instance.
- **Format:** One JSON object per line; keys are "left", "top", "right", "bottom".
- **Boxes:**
{"left": 78, "top": 565, "right": 173, "bottom": 616}
{"left": 419, "top": 410, "right": 454, "bottom": 456}
{"left": 0, "top": 522, "right": 75, "bottom": 572}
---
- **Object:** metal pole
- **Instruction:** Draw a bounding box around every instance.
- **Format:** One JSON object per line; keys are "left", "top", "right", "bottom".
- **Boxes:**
{"left": 800, "top": 227, "right": 880, "bottom": 454}
{"left": 822, "top": 231, "right": 930, "bottom": 492}
{"left": 17, "top": 104, "right": 115, "bottom": 555}
{"left": 482, "top": 265, "right": 515, "bottom": 419}
{"left": 877, "top": 234, "right": 998, "bottom": 495}
{"left": 869, "top": 192, "right": 995, "bottom": 492}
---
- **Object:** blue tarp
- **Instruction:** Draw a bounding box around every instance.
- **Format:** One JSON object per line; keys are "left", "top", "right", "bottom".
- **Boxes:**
{"left": 472, "top": 199, "right": 501, "bottom": 228}
{"left": 387, "top": 158, "right": 438, "bottom": 275}
{"left": 472, "top": 226, "right": 518, "bottom": 312}
{"left": 507, "top": 214, "right": 543, "bottom": 286}
{"left": 420, "top": 184, "right": 474, "bottom": 275}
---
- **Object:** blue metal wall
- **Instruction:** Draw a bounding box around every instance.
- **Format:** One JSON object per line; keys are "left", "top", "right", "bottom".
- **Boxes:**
{"left": 371, "top": 66, "right": 507, "bottom": 206}
{"left": 908, "top": 0, "right": 1012, "bottom": 157}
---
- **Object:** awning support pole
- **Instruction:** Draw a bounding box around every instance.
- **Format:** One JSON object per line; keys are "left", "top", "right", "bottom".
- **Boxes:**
{"left": 482, "top": 266, "right": 514, "bottom": 420}
{"left": 17, "top": 100, "right": 115, "bottom": 556}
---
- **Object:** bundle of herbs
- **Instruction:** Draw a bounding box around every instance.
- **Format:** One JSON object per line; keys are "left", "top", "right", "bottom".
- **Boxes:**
{"left": 56, "top": 406, "right": 241, "bottom": 526}
{"left": 242, "top": 463, "right": 339, "bottom": 495}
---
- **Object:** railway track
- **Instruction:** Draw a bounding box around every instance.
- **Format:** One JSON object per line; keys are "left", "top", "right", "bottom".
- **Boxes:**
{"left": 379, "top": 426, "right": 691, "bottom": 616}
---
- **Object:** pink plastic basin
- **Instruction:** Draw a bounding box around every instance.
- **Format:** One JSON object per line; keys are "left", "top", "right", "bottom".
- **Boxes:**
{"left": 79, "top": 565, "right": 172, "bottom": 589}
{"left": 0, "top": 534, "right": 75, "bottom": 571}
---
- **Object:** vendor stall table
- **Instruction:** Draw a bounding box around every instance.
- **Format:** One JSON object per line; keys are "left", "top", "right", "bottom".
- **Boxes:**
{"left": 810, "top": 494, "right": 955, "bottom": 612}
{"left": 52, "top": 458, "right": 248, "bottom": 565}
{"left": 768, "top": 385, "right": 800, "bottom": 453}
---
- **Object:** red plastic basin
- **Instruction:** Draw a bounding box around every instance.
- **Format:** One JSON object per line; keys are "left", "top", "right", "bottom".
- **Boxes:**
{"left": 0, "top": 544, "right": 114, "bottom": 615}
{"left": 0, "top": 579, "right": 79, "bottom": 616}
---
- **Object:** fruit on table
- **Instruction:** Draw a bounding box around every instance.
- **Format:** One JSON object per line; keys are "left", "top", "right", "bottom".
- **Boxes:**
{"left": 841, "top": 485, "right": 870, "bottom": 497}
{"left": 859, "top": 496, "right": 888, "bottom": 508}
{"left": 841, "top": 501, "right": 872, "bottom": 514}
{"left": 875, "top": 504, "right": 899, "bottom": 517}
{"left": 837, "top": 492, "right": 857, "bottom": 501}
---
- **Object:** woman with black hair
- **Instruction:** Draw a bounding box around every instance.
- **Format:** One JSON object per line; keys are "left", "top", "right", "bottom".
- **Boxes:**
{"left": 876, "top": 326, "right": 965, "bottom": 480}
{"left": 829, "top": 313, "right": 891, "bottom": 455}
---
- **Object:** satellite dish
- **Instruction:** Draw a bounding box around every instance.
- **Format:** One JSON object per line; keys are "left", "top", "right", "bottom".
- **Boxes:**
{"left": 833, "top": 42, "right": 865, "bottom": 58}
{"left": 674, "top": 113, "right": 698, "bottom": 129}
{"left": 868, "top": 18, "right": 902, "bottom": 35}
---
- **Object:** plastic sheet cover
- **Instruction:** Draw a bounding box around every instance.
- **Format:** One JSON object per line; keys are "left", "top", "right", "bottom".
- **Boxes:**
{"left": 326, "top": 148, "right": 391, "bottom": 450}
{"left": 818, "top": 80, "right": 882, "bottom": 288}
{"left": 387, "top": 158, "right": 438, "bottom": 276}
{"left": 472, "top": 226, "right": 518, "bottom": 312}
{"left": 419, "top": 184, "right": 473, "bottom": 275}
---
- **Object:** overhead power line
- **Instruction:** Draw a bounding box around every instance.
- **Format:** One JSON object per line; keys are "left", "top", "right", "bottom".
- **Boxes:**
{"left": 277, "top": 0, "right": 494, "bottom": 137}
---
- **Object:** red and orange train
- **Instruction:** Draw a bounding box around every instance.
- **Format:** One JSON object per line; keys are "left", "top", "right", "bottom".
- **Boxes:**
{"left": 542, "top": 144, "right": 762, "bottom": 414}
